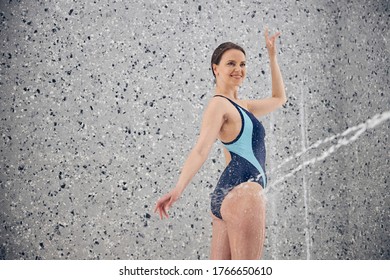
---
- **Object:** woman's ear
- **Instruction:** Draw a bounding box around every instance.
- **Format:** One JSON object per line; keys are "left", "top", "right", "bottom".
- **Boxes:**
{"left": 212, "top": 64, "right": 218, "bottom": 77}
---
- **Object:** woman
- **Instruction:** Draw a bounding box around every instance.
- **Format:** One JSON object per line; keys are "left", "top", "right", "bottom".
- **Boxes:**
{"left": 154, "top": 27, "right": 286, "bottom": 260}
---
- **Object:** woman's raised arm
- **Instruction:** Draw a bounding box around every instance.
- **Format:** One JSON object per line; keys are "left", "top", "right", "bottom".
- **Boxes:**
{"left": 246, "top": 27, "right": 287, "bottom": 117}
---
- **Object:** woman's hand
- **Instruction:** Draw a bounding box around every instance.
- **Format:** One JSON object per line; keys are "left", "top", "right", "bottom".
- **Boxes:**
{"left": 264, "top": 26, "right": 281, "bottom": 58}
{"left": 154, "top": 188, "right": 182, "bottom": 219}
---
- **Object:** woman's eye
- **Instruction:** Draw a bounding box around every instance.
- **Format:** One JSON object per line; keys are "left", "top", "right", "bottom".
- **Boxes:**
{"left": 228, "top": 62, "right": 235, "bottom": 66}
{"left": 241, "top": 63, "right": 246, "bottom": 67}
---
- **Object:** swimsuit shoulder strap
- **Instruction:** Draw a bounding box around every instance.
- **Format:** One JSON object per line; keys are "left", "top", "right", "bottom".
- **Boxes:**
{"left": 213, "top": 94, "right": 229, "bottom": 100}
{"left": 213, "top": 94, "right": 239, "bottom": 108}
{"left": 213, "top": 95, "right": 250, "bottom": 116}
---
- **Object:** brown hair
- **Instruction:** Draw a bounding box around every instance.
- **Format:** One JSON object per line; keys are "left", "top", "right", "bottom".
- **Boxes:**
{"left": 211, "top": 42, "right": 246, "bottom": 78}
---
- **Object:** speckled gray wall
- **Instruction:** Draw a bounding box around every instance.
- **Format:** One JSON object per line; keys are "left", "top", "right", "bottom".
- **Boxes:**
{"left": 0, "top": 0, "right": 388, "bottom": 260}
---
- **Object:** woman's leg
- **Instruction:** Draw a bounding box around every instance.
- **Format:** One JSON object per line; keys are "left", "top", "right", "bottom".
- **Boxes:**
{"left": 210, "top": 213, "right": 231, "bottom": 260}
{"left": 220, "top": 182, "right": 266, "bottom": 259}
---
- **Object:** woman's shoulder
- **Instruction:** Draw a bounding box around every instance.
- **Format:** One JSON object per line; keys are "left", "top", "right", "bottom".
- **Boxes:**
{"left": 213, "top": 95, "right": 250, "bottom": 111}
{"left": 208, "top": 95, "right": 230, "bottom": 106}
{"left": 202, "top": 95, "right": 232, "bottom": 118}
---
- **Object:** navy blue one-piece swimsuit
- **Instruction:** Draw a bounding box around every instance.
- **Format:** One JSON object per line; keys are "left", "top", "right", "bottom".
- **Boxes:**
{"left": 210, "top": 95, "right": 267, "bottom": 220}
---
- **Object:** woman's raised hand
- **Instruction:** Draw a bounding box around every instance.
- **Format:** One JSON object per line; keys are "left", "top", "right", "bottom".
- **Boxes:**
{"left": 264, "top": 26, "right": 281, "bottom": 58}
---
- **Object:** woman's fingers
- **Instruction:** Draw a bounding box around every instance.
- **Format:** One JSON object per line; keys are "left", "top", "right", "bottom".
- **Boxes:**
{"left": 264, "top": 26, "right": 281, "bottom": 45}
{"left": 167, "top": 196, "right": 175, "bottom": 209}
{"left": 161, "top": 205, "right": 169, "bottom": 219}
{"left": 155, "top": 203, "right": 168, "bottom": 219}
{"left": 154, "top": 203, "right": 163, "bottom": 219}
{"left": 158, "top": 207, "right": 163, "bottom": 219}
{"left": 154, "top": 197, "right": 164, "bottom": 213}
{"left": 154, "top": 190, "right": 181, "bottom": 220}
{"left": 263, "top": 26, "right": 281, "bottom": 57}
{"left": 153, "top": 202, "right": 158, "bottom": 214}
{"left": 162, "top": 197, "right": 175, "bottom": 219}
{"left": 272, "top": 32, "right": 281, "bottom": 41}
{"left": 154, "top": 193, "right": 174, "bottom": 219}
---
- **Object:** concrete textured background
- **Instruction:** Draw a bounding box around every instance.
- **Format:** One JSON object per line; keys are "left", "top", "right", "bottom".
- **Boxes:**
{"left": 0, "top": 0, "right": 389, "bottom": 260}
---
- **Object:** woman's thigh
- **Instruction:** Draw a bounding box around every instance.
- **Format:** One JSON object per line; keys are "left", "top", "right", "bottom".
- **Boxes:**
{"left": 220, "top": 182, "right": 266, "bottom": 259}
{"left": 210, "top": 213, "right": 231, "bottom": 260}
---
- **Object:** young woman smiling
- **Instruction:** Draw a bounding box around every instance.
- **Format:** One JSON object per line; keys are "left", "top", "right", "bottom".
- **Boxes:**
{"left": 155, "top": 27, "right": 286, "bottom": 260}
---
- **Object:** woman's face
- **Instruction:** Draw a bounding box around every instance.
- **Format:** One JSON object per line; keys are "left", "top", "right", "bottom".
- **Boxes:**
{"left": 213, "top": 49, "right": 246, "bottom": 87}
